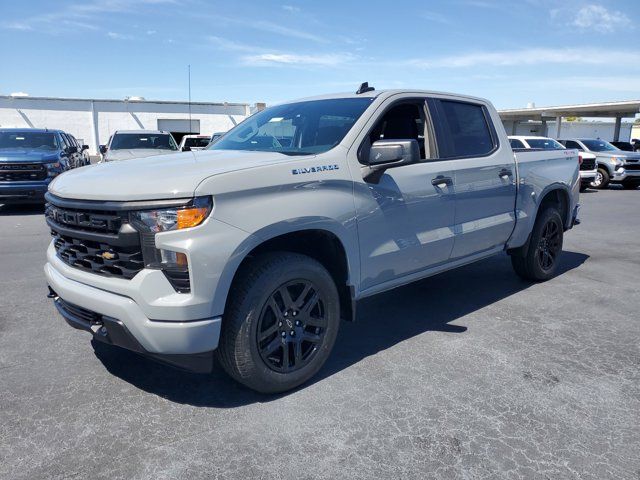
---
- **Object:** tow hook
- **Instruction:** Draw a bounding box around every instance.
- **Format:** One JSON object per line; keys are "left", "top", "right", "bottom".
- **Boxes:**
{"left": 47, "top": 286, "right": 57, "bottom": 299}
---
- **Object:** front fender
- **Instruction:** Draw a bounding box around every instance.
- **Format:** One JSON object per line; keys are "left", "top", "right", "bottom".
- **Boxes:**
{"left": 209, "top": 218, "right": 359, "bottom": 318}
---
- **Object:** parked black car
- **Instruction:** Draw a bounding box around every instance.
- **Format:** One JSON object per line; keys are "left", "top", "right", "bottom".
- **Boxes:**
{"left": 611, "top": 141, "right": 635, "bottom": 152}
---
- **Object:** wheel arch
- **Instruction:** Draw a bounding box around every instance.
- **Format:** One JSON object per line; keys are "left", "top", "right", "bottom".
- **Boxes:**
{"left": 212, "top": 220, "right": 358, "bottom": 322}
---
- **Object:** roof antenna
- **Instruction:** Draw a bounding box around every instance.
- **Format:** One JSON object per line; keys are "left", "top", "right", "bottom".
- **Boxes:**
{"left": 356, "top": 82, "right": 375, "bottom": 94}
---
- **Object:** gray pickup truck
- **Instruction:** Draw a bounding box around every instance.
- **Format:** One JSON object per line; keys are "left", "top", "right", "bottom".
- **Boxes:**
{"left": 44, "top": 86, "right": 580, "bottom": 393}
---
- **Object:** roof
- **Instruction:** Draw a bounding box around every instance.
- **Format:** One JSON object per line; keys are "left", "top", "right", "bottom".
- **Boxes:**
{"left": 0, "top": 127, "right": 63, "bottom": 133}
{"left": 508, "top": 135, "right": 554, "bottom": 140}
{"left": 113, "top": 129, "right": 169, "bottom": 134}
{"left": 499, "top": 100, "right": 640, "bottom": 120}
{"left": 285, "top": 89, "right": 491, "bottom": 105}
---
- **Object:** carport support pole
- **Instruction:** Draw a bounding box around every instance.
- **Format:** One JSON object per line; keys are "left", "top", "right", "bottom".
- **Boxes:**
{"left": 541, "top": 118, "right": 548, "bottom": 137}
{"left": 613, "top": 116, "right": 621, "bottom": 142}
{"left": 90, "top": 100, "right": 100, "bottom": 156}
{"left": 554, "top": 116, "right": 562, "bottom": 139}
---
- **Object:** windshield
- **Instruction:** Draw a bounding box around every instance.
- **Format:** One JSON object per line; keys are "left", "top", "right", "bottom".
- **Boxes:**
{"left": 0, "top": 131, "right": 58, "bottom": 150}
{"left": 209, "top": 98, "right": 373, "bottom": 155}
{"left": 110, "top": 133, "right": 178, "bottom": 151}
{"left": 581, "top": 139, "right": 618, "bottom": 152}
{"left": 525, "top": 138, "right": 564, "bottom": 150}
{"left": 184, "top": 137, "right": 210, "bottom": 148}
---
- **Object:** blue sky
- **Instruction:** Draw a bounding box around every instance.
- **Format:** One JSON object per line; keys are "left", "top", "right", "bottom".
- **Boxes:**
{"left": 1, "top": 0, "right": 638, "bottom": 109}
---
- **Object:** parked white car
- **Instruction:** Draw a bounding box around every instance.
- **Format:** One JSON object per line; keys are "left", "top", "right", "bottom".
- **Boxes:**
{"left": 509, "top": 136, "right": 597, "bottom": 192}
{"left": 178, "top": 135, "right": 211, "bottom": 152}
{"left": 99, "top": 130, "right": 179, "bottom": 162}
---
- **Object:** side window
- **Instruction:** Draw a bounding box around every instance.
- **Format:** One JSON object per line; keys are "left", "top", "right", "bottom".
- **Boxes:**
{"left": 58, "top": 134, "right": 70, "bottom": 149}
{"left": 364, "top": 101, "right": 429, "bottom": 161}
{"left": 510, "top": 139, "right": 525, "bottom": 149}
{"left": 435, "top": 100, "right": 495, "bottom": 158}
{"left": 564, "top": 140, "right": 582, "bottom": 150}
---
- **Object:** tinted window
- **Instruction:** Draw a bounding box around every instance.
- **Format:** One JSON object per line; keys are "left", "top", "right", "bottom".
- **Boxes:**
{"left": 184, "top": 137, "right": 211, "bottom": 148}
{"left": 562, "top": 140, "right": 582, "bottom": 150}
{"left": 0, "top": 131, "right": 58, "bottom": 150}
{"left": 525, "top": 138, "right": 564, "bottom": 150}
{"left": 210, "top": 98, "right": 372, "bottom": 155}
{"left": 510, "top": 139, "right": 525, "bottom": 148}
{"left": 437, "top": 100, "right": 494, "bottom": 157}
{"left": 110, "top": 133, "right": 178, "bottom": 150}
{"left": 581, "top": 139, "right": 618, "bottom": 152}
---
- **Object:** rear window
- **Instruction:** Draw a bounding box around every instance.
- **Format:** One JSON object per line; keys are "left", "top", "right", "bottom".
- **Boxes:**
{"left": 437, "top": 100, "right": 495, "bottom": 158}
{"left": 510, "top": 139, "right": 525, "bottom": 149}
{"left": 525, "top": 138, "right": 564, "bottom": 150}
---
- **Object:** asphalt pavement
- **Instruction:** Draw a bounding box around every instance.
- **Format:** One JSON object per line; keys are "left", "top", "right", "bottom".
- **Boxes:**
{"left": 0, "top": 187, "right": 638, "bottom": 479}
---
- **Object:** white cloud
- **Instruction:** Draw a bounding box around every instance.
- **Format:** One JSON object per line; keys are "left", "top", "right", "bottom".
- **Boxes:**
{"left": 572, "top": 4, "right": 630, "bottom": 33}
{"left": 207, "top": 36, "right": 262, "bottom": 53}
{"left": 422, "top": 11, "right": 450, "bottom": 24}
{"left": 146, "top": 29, "right": 157, "bottom": 35}
{"left": 242, "top": 53, "right": 354, "bottom": 67}
{"left": 2, "top": 0, "right": 177, "bottom": 33}
{"left": 407, "top": 47, "right": 640, "bottom": 68}
{"left": 282, "top": 5, "right": 300, "bottom": 12}
{"left": 107, "top": 31, "right": 133, "bottom": 40}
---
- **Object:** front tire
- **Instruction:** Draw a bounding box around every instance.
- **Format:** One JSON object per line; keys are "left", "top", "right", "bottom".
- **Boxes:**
{"left": 590, "top": 168, "right": 610, "bottom": 189}
{"left": 217, "top": 252, "right": 340, "bottom": 393}
{"left": 511, "top": 207, "right": 564, "bottom": 281}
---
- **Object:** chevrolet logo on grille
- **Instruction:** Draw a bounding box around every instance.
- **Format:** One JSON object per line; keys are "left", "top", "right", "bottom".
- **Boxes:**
{"left": 99, "top": 251, "right": 117, "bottom": 260}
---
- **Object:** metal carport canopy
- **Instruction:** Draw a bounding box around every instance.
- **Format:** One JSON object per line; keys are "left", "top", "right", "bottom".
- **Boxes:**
{"left": 498, "top": 100, "right": 640, "bottom": 140}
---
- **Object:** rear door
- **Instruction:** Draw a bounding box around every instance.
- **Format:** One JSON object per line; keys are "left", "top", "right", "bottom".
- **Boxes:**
{"left": 430, "top": 98, "right": 517, "bottom": 259}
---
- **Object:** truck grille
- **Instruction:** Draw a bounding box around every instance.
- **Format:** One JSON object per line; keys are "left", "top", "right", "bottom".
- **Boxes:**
{"left": 0, "top": 163, "right": 47, "bottom": 181}
{"left": 52, "top": 231, "right": 144, "bottom": 279}
{"left": 46, "top": 199, "right": 144, "bottom": 280}
{"left": 624, "top": 163, "right": 640, "bottom": 171}
{"left": 580, "top": 158, "right": 596, "bottom": 171}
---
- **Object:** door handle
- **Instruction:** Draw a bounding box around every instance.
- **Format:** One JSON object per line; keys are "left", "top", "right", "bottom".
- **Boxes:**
{"left": 498, "top": 169, "right": 512, "bottom": 179}
{"left": 431, "top": 175, "right": 453, "bottom": 189}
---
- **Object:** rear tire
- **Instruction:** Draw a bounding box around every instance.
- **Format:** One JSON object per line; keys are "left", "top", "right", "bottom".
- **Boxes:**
{"left": 217, "top": 252, "right": 340, "bottom": 393}
{"left": 511, "top": 207, "right": 564, "bottom": 281}
{"left": 590, "top": 168, "right": 610, "bottom": 189}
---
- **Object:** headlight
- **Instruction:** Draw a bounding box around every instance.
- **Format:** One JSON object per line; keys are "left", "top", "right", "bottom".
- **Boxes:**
{"left": 129, "top": 196, "right": 212, "bottom": 294}
{"left": 610, "top": 157, "right": 624, "bottom": 166}
{"left": 45, "top": 161, "right": 62, "bottom": 177}
{"left": 130, "top": 196, "right": 212, "bottom": 233}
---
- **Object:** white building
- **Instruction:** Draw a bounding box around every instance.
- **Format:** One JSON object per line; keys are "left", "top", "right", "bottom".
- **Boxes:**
{"left": 507, "top": 120, "right": 633, "bottom": 141}
{"left": 0, "top": 95, "right": 260, "bottom": 155}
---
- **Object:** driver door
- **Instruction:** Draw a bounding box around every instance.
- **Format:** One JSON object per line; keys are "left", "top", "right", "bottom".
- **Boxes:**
{"left": 352, "top": 98, "right": 457, "bottom": 293}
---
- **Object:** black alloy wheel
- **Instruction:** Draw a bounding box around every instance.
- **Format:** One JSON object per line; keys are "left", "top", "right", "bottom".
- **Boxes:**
{"left": 257, "top": 280, "right": 327, "bottom": 373}
{"left": 536, "top": 219, "right": 561, "bottom": 272}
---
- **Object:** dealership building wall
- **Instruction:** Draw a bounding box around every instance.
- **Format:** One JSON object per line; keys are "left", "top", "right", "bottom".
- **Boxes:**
{"left": 0, "top": 95, "right": 255, "bottom": 155}
{"left": 504, "top": 120, "right": 634, "bottom": 141}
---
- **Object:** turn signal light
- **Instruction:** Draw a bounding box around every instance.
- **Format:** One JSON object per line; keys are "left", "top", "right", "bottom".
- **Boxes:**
{"left": 177, "top": 207, "right": 210, "bottom": 230}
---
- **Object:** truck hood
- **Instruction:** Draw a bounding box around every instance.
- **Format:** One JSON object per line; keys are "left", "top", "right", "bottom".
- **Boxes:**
{"left": 104, "top": 148, "right": 177, "bottom": 162}
{"left": 594, "top": 151, "right": 640, "bottom": 162}
{"left": 0, "top": 149, "right": 60, "bottom": 163}
{"left": 49, "top": 149, "right": 300, "bottom": 201}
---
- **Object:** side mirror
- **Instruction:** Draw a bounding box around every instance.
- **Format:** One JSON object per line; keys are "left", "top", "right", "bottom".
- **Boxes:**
{"left": 99, "top": 145, "right": 107, "bottom": 154}
{"left": 364, "top": 139, "right": 420, "bottom": 183}
{"left": 81, "top": 144, "right": 89, "bottom": 151}
{"left": 182, "top": 146, "right": 191, "bottom": 151}
{"left": 66, "top": 146, "right": 78, "bottom": 154}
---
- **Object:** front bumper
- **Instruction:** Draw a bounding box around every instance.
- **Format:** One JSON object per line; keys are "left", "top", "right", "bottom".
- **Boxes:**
{"left": 611, "top": 167, "right": 640, "bottom": 183}
{"left": 0, "top": 180, "right": 49, "bottom": 203}
{"left": 579, "top": 169, "right": 597, "bottom": 183}
{"left": 45, "top": 259, "right": 221, "bottom": 371}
